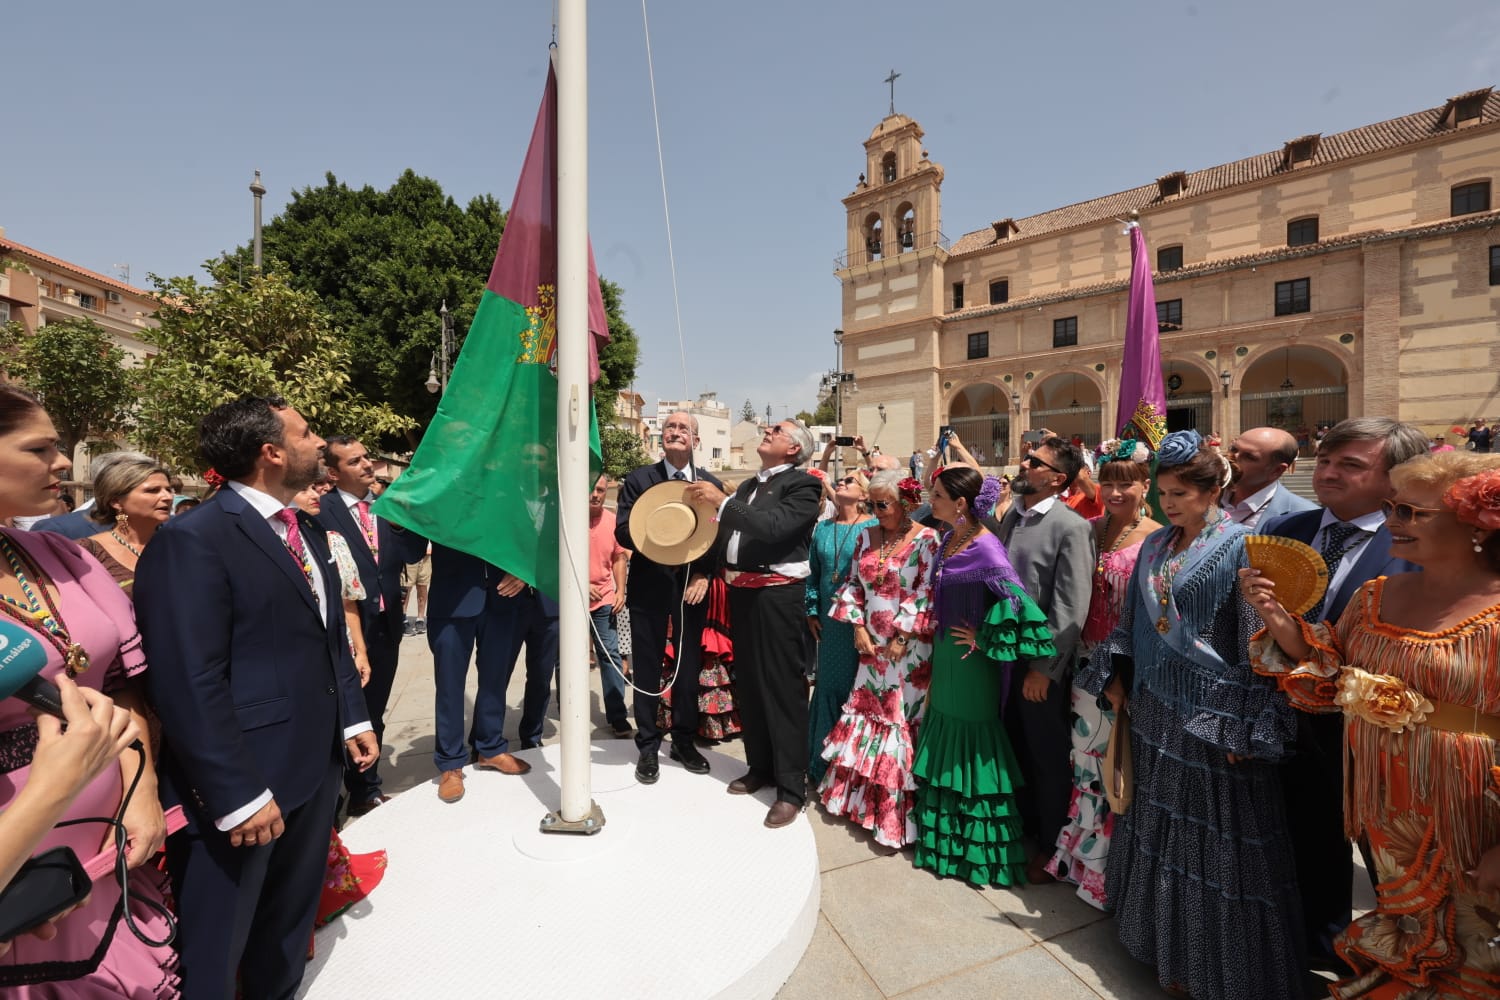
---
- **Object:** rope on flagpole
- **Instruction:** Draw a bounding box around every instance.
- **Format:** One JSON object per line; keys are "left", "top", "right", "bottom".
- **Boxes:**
{"left": 640, "top": 0, "right": 692, "bottom": 399}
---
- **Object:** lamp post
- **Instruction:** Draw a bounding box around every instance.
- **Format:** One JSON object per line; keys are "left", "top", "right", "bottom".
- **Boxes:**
{"left": 824, "top": 328, "right": 858, "bottom": 476}
{"left": 426, "top": 300, "right": 455, "bottom": 394}
{"left": 249, "top": 170, "right": 266, "bottom": 272}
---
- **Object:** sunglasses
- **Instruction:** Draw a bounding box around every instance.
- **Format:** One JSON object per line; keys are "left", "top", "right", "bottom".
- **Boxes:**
{"left": 1023, "top": 453, "right": 1064, "bottom": 474}
{"left": 766, "top": 425, "right": 790, "bottom": 437}
{"left": 1380, "top": 498, "right": 1446, "bottom": 522}
{"left": 838, "top": 476, "right": 861, "bottom": 486}
{"left": 872, "top": 499, "right": 902, "bottom": 510}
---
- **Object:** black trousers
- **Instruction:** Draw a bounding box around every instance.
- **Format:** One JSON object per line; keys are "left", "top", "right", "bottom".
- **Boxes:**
{"left": 628, "top": 594, "right": 704, "bottom": 752}
{"left": 1282, "top": 710, "right": 1354, "bottom": 961}
{"left": 344, "top": 618, "right": 400, "bottom": 801}
{"left": 166, "top": 755, "right": 342, "bottom": 999}
{"left": 728, "top": 583, "right": 811, "bottom": 804}
{"left": 1004, "top": 667, "right": 1073, "bottom": 855}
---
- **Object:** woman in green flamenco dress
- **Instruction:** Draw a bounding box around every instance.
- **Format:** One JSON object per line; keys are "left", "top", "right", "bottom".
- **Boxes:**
{"left": 912, "top": 466, "right": 1055, "bottom": 886}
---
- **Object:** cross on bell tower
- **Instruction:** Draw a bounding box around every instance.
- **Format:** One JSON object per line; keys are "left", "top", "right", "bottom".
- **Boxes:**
{"left": 884, "top": 69, "right": 901, "bottom": 115}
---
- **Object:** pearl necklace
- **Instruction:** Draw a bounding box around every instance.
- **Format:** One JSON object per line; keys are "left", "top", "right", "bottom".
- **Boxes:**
{"left": 110, "top": 528, "right": 142, "bottom": 557}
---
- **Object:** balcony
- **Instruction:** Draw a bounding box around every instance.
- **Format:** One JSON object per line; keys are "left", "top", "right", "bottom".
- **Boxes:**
{"left": 834, "top": 228, "right": 949, "bottom": 270}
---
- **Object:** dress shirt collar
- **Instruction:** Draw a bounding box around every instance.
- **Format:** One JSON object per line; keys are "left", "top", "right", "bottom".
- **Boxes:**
{"left": 1018, "top": 493, "right": 1058, "bottom": 519}
{"left": 1318, "top": 506, "right": 1386, "bottom": 534}
{"left": 1223, "top": 480, "right": 1280, "bottom": 521}
{"left": 756, "top": 463, "right": 793, "bottom": 484}
{"left": 337, "top": 487, "right": 372, "bottom": 509}
{"left": 663, "top": 459, "right": 693, "bottom": 482}
{"left": 228, "top": 480, "right": 294, "bottom": 521}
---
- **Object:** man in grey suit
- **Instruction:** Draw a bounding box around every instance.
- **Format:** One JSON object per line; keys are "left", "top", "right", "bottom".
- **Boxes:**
{"left": 995, "top": 435, "right": 1095, "bottom": 883}
{"left": 1222, "top": 426, "right": 1317, "bottom": 528}
{"left": 1258, "top": 416, "right": 1429, "bottom": 973}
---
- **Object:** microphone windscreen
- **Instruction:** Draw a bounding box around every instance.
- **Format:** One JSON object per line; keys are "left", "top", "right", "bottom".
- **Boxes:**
{"left": 0, "top": 619, "right": 54, "bottom": 701}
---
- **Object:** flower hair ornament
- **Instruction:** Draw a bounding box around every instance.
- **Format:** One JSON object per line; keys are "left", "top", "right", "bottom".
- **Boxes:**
{"left": 972, "top": 476, "right": 1004, "bottom": 519}
{"left": 896, "top": 477, "right": 923, "bottom": 506}
{"left": 1097, "top": 437, "right": 1150, "bottom": 465}
{"left": 203, "top": 468, "right": 227, "bottom": 489}
{"left": 1156, "top": 429, "right": 1203, "bottom": 470}
{"left": 1443, "top": 468, "right": 1500, "bottom": 531}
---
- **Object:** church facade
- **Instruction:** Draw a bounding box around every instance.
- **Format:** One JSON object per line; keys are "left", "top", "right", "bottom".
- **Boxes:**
{"left": 834, "top": 88, "right": 1500, "bottom": 464}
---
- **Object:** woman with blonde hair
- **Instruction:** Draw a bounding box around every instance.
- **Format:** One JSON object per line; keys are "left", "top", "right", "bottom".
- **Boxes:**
{"left": 78, "top": 454, "right": 174, "bottom": 590}
{"left": 1245, "top": 450, "right": 1500, "bottom": 999}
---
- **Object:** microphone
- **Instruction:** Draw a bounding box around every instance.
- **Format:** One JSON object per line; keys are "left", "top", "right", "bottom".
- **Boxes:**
{"left": 0, "top": 619, "right": 66, "bottom": 718}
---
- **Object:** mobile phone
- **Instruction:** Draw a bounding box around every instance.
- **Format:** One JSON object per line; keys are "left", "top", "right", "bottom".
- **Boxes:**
{"left": 835, "top": 435, "right": 856, "bottom": 447}
{"left": 1022, "top": 430, "right": 1043, "bottom": 444}
{"left": 0, "top": 846, "right": 91, "bottom": 941}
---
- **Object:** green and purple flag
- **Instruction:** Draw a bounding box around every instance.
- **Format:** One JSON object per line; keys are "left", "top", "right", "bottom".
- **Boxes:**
{"left": 1115, "top": 220, "right": 1167, "bottom": 449}
{"left": 374, "top": 63, "right": 609, "bottom": 599}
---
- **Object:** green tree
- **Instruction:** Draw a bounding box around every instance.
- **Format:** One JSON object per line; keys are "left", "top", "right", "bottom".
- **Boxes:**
{"left": 740, "top": 398, "right": 757, "bottom": 422}
{"left": 795, "top": 410, "right": 816, "bottom": 425}
{"left": 134, "top": 258, "right": 414, "bottom": 471}
{"left": 0, "top": 318, "right": 136, "bottom": 458}
{"left": 235, "top": 169, "right": 639, "bottom": 447}
{"left": 811, "top": 396, "right": 838, "bottom": 426}
{"left": 600, "top": 426, "right": 649, "bottom": 481}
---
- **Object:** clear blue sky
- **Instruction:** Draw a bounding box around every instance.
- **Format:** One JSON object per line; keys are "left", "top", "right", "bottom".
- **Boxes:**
{"left": 3, "top": 0, "right": 1498, "bottom": 425}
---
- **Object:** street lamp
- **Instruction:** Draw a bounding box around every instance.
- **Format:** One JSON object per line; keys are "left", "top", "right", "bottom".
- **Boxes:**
{"left": 824, "top": 328, "right": 858, "bottom": 475}
{"left": 1219, "top": 370, "right": 1232, "bottom": 398}
{"left": 426, "top": 300, "right": 455, "bottom": 394}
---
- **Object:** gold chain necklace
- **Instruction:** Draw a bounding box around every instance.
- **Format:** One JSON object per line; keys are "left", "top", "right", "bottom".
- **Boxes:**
{"left": 1094, "top": 512, "right": 1141, "bottom": 576}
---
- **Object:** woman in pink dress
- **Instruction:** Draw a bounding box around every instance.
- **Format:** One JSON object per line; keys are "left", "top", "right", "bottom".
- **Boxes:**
{"left": 1049, "top": 440, "right": 1160, "bottom": 908}
{"left": 0, "top": 385, "right": 179, "bottom": 997}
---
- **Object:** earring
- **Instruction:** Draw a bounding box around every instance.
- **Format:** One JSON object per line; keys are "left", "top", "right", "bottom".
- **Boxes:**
{"left": 115, "top": 511, "right": 128, "bottom": 526}
{"left": 956, "top": 512, "right": 966, "bottom": 526}
{"left": 1476, "top": 533, "right": 1486, "bottom": 554}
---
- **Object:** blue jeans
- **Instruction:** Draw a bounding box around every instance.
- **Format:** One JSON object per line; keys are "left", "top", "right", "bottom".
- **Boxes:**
{"left": 589, "top": 605, "right": 629, "bottom": 728}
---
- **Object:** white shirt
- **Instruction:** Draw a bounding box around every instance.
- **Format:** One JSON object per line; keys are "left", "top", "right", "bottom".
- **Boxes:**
{"left": 337, "top": 487, "right": 378, "bottom": 552}
{"left": 218, "top": 482, "right": 370, "bottom": 831}
{"left": 1223, "top": 481, "right": 1281, "bottom": 528}
{"left": 663, "top": 459, "right": 694, "bottom": 482}
{"left": 1017, "top": 493, "right": 1059, "bottom": 520}
{"left": 1316, "top": 507, "right": 1386, "bottom": 605}
{"left": 720, "top": 464, "right": 811, "bottom": 578}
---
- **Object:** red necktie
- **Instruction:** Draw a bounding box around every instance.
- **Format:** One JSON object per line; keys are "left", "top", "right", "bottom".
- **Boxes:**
{"left": 274, "top": 508, "right": 319, "bottom": 607}
{"left": 355, "top": 499, "right": 385, "bottom": 610}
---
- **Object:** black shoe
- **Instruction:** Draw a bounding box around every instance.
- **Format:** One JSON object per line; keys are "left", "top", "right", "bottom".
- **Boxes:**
{"left": 521, "top": 741, "right": 541, "bottom": 750}
{"left": 669, "top": 744, "right": 710, "bottom": 775}
{"left": 611, "top": 721, "right": 634, "bottom": 738}
{"left": 635, "top": 750, "right": 659, "bottom": 784}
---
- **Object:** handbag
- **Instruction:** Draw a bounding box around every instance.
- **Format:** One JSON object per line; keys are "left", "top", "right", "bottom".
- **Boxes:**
{"left": 1103, "top": 705, "right": 1133, "bottom": 814}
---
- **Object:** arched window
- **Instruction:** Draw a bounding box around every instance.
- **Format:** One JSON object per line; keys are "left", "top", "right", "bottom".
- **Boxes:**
{"left": 896, "top": 203, "right": 915, "bottom": 251}
{"left": 881, "top": 152, "right": 897, "bottom": 183}
{"left": 864, "top": 214, "right": 883, "bottom": 260}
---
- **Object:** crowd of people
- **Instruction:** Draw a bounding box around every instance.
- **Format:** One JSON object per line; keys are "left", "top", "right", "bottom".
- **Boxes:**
{"left": 5, "top": 378, "right": 1500, "bottom": 1000}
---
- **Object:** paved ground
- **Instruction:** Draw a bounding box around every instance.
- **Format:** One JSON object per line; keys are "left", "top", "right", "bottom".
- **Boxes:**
{"left": 372, "top": 626, "right": 1362, "bottom": 999}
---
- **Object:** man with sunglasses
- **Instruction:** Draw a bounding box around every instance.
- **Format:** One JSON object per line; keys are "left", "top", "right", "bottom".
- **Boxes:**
{"left": 1258, "top": 416, "right": 1429, "bottom": 974}
{"left": 995, "top": 436, "right": 1094, "bottom": 883}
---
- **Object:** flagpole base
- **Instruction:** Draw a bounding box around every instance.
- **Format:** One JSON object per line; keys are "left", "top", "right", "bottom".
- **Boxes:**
{"left": 538, "top": 800, "right": 606, "bottom": 835}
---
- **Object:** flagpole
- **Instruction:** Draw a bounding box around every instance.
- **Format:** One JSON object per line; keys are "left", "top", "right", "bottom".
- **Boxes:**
{"left": 550, "top": 0, "right": 599, "bottom": 830}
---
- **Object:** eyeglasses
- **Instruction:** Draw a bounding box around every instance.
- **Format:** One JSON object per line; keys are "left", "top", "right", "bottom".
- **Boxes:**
{"left": 838, "top": 476, "right": 861, "bottom": 486}
{"left": 765, "top": 425, "right": 789, "bottom": 437}
{"left": 1380, "top": 499, "right": 1446, "bottom": 522}
{"left": 1023, "top": 454, "right": 1064, "bottom": 475}
{"left": 872, "top": 499, "right": 901, "bottom": 510}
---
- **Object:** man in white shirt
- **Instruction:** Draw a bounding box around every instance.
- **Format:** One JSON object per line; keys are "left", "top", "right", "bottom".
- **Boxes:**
{"left": 1222, "top": 426, "right": 1316, "bottom": 528}
{"left": 137, "top": 395, "right": 377, "bottom": 998}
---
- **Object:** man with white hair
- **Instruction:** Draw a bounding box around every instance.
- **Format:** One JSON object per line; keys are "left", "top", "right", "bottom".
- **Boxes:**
{"left": 685, "top": 418, "right": 821, "bottom": 828}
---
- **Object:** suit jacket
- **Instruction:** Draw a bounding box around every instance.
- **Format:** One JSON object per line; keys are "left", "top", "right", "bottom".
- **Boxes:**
{"left": 29, "top": 508, "right": 100, "bottom": 540}
{"left": 135, "top": 487, "right": 369, "bottom": 830}
{"left": 425, "top": 541, "right": 558, "bottom": 619}
{"left": 718, "top": 468, "right": 822, "bottom": 570}
{"left": 616, "top": 461, "right": 724, "bottom": 610}
{"left": 996, "top": 498, "right": 1095, "bottom": 681}
{"left": 1259, "top": 482, "right": 1318, "bottom": 524}
{"left": 1259, "top": 508, "right": 1419, "bottom": 624}
{"left": 315, "top": 491, "right": 427, "bottom": 639}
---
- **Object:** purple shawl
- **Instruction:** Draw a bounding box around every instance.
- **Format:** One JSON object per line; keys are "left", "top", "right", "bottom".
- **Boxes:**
{"left": 931, "top": 531, "right": 1025, "bottom": 632}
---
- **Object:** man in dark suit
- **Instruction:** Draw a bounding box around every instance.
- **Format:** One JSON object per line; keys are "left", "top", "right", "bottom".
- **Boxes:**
{"left": 316, "top": 435, "right": 428, "bottom": 815}
{"left": 1258, "top": 416, "right": 1430, "bottom": 972}
{"left": 1222, "top": 426, "right": 1318, "bottom": 528}
{"left": 685, "top": 418, "right": 821, "bottom": 828}
{"left": 615, "top": 411, "right": 723, "bottom": 785}
{"left": 426, "top": 541, "right": 540, "bottom": 804}
{"left": 995, "top": 435, "right": 1095, "bottom": 883}
{"left": 136, "top": 396, "right": 378, "bottom": 999}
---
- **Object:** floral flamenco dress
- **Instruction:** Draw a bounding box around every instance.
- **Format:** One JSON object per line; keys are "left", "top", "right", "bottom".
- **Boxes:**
{"left": 1049, "top": 523, "right": 1142, "bottom": 910}
{"left": 912, "top": 531, "right": 1053, "bottom": 886}
{"left": 1252, "top": 577, "right": 1500, "bottom": 1000}
{"left": 818, "top": 525, "right": 938, "bottom": 848}
{"left": 805, "top": 516, "right": 876, "bottom": 784}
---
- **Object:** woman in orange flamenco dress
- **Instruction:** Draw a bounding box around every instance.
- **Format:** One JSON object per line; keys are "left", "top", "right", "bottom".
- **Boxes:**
{"left": 1244, "top": 451, "right": 1500, "bottom": 999}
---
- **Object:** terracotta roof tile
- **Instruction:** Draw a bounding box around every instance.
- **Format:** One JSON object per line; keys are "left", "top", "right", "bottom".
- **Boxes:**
{"left": 0, "top": 237, "right": 154, "bottom": 300}
{"left": 949, "top": 91, "right": 1500, "bottom": 257}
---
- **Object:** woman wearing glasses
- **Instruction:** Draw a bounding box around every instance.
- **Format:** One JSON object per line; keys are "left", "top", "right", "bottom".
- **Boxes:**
{"left": 1088, "top": 429, "right": 1303, "bottom": 1000}
{"left": 816, "top": 471, "right": 937, "bottom": 847}
{"left": 1244, "top": 451, "right": 1500, "bottom": 999}
{"left": 805, "top": 471, "right": 875, "bottom": 784}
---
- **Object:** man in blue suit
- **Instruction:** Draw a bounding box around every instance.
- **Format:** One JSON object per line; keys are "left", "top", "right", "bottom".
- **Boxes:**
{"left": 426, "top": 542, "right": 550, "bottom": 804}
{"left": 317, "top": 435, "right": 429, "bottom": 815}
{"left": 136, "top": 396, "right": 378, "bottom": 999}
{"left": 1259, "top": 416, "right": 1429, "bottom": 974}
{"left": 1223, "top": 426, "right": 1317, "bottom": 528}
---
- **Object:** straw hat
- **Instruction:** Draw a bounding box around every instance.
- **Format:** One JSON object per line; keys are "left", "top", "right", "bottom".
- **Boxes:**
{"left": 628, "top": 480, "right": 720, "bottom": 566}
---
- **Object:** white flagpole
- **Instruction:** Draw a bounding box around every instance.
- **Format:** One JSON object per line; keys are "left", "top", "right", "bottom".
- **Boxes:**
{"left": 550, "top": 0, "right": 598, "bottom": 830}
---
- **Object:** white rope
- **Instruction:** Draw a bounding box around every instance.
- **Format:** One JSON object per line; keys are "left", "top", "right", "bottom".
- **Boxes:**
{"left": 640, "top": 0, "right": 691, "bottom": 399}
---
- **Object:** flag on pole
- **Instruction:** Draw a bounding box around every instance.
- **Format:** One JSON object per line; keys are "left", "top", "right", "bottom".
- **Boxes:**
{"left": 373, "top": 63, "right": 609, "bottom": 599}
{"left": 1115, "top": 219, "right": 1167, "bottom": 449}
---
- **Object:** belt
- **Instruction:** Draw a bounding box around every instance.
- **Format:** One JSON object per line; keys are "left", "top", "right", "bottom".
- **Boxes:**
{"left": 1424, "top": 700, "right": 1500, "bottom": 740}
{"left": 725, "top": 570, "right": 798, "bottom": 589}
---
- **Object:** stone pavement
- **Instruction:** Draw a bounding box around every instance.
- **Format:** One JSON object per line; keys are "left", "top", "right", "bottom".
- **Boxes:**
{"left": 373, "top": 629, "right": 1363, "bottom": 999}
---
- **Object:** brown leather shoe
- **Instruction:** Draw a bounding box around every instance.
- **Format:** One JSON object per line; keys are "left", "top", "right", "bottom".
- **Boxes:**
{"left": 727, "top": 772, "right": 771, "bottom": 795}
{"left": 764, "top": 801, "right": 800, "bottom": 829}
{"left": 475, "top": 752, "right": 532, "bottom": 775}
{"left": 438, "top": 769, "right": 465, "bottom": 803}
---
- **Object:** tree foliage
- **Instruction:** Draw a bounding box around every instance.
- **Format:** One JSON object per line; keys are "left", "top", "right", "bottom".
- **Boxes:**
{"left": 740, "top": 398, "right": 757, "bottom": 422}
{"left": 134, "top": 258, "right": 414, "bottom": 472}
{"left": 236, "top": 169, "right": 639, "bottom": 448}
{"left": 0, "top": 318, "right": 136, "bottom": 458}
{"left": 600, "top": 426, "right": 649, "bottom": 481}
{"left": 811, "top": 395, "right": 838, "bottom": 426}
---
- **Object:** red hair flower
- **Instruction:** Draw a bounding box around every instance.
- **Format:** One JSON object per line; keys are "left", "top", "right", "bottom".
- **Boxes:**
{"left": 1444, "top": 468, "right": 1500, "bottom": 531}
{"left": 203, "top": 468, "right": 227, "bottom": 488}
{"left": 896, "top": 477, "right": 923, "bottom": 505}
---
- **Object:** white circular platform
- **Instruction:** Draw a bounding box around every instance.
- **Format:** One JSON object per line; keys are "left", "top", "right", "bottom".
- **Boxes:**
{"left": 300, "top": 741, "right": 820, "bottom": 999}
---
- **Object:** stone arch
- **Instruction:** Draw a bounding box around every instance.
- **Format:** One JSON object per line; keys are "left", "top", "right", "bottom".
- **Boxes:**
{"left": 881, "top": 151, "right": 898, "bottom": 183}
{"left": 863, "top": 212, "right": 884, "bottom": 260}
{"left": 1030, "top": 368, "right": 1107, "bottom": 449}
{"left": 945, "top": 379, "right": 1017, "bottom": 465}
{"left": 895, "top": 201, "right": 916, "bottom": 252}
{"left": 1237, "top": 343, "right": 1351, "bottom": 454}
{"left": 1160, "top": 353, "right": 1220, "bottom": 434}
